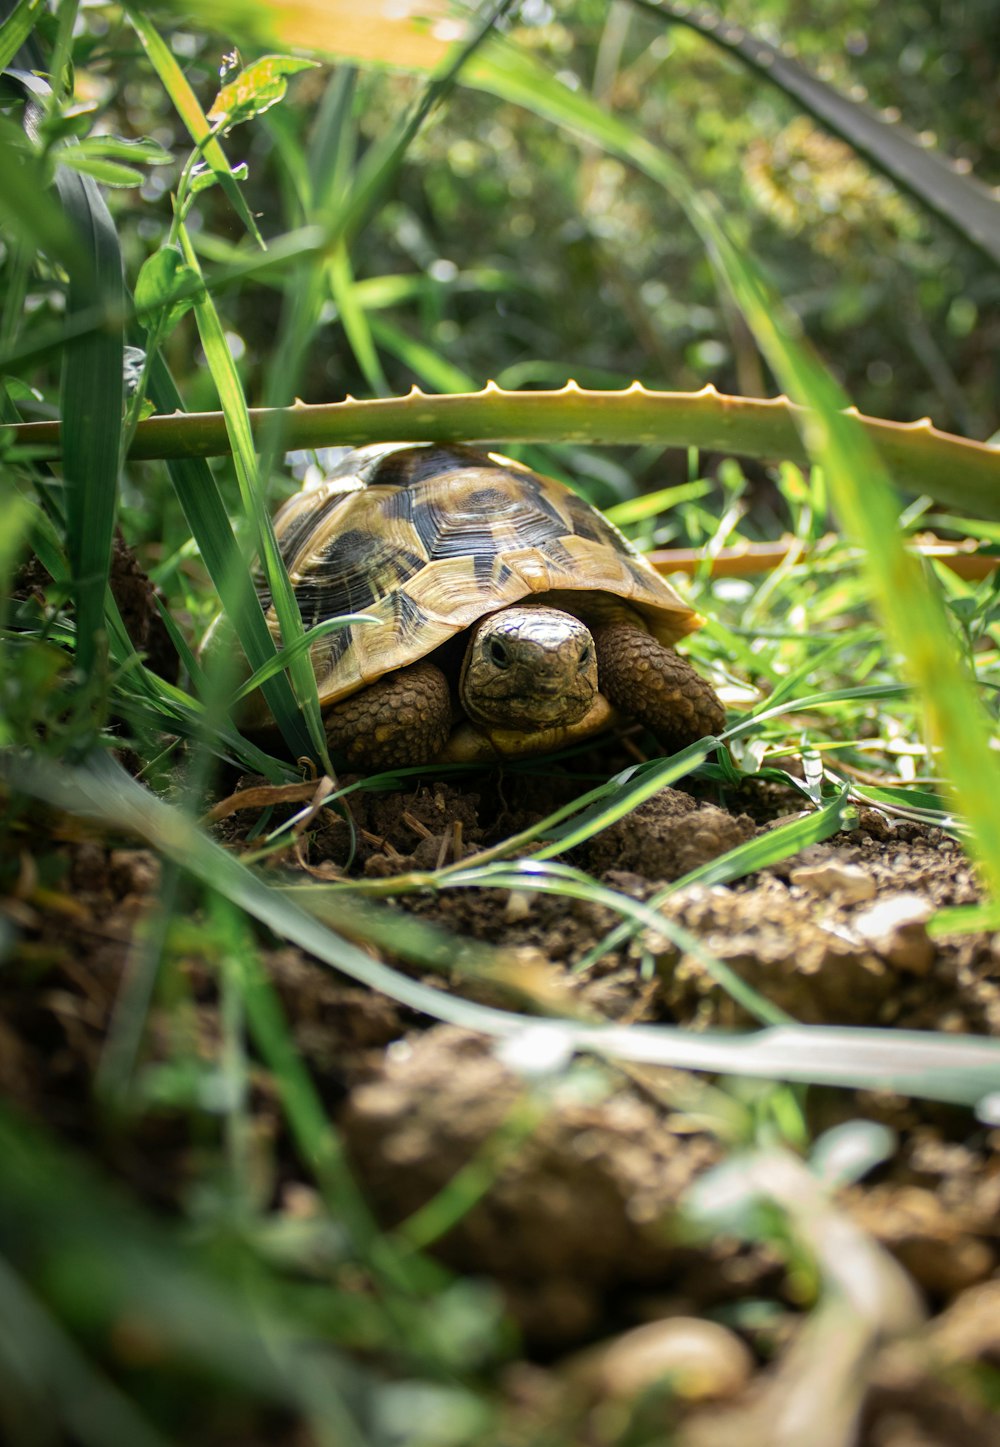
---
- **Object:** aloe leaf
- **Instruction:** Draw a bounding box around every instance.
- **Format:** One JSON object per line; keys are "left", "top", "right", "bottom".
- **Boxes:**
{"left": 10, "top": 386, "right": 1000, "bottom": 520}
{"left": 645, "top": 1, "right": 1000, "bottom": 268}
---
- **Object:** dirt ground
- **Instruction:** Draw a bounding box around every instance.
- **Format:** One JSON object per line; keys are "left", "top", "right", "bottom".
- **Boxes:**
{"left": 3, "top": 741, "right": 999, "bottom": 1444}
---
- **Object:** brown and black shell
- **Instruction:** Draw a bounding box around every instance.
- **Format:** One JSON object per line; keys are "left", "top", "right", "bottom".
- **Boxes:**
{"left": 248, "top": 443, "right": 701, "bottom": 719}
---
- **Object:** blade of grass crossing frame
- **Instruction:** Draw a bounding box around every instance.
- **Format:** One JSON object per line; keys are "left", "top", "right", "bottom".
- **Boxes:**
{"left": 175, "top": 222, "right": 329, "bottom": 766}
{"left": 441, "top": 857, "right": 792, "bottom": 1026}
{"left": 123, "top": 5, "right": 263, "bottom": 246}
{"left": 147, "top": 353, "right": 311, "bottom": 761}
{"left": 692, "top": 224, "right": 1000, "bottom": 895}
{"left": 462, "top": 48, "right": 1000, "bottom": 898}
{"left": 211, "top": 894, "right": 433, "bottom": 1298}
{"left": 55, "top": 162, "right": 123, "bottom": 679}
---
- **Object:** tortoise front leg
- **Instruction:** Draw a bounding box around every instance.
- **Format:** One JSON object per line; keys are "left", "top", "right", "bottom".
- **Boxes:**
{"left": 323, "top": 660, "right": 452, "bottom": 770}
{"left": 592, "top": 619, "right": 725, "bottom": 753}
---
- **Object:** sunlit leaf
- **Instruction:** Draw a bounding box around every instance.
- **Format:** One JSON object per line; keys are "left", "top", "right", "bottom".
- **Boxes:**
{"left": 207, "top": 54, "right": 318, "bottom": 130}
{"left": 189, "top": 158, "right": 248, "bottom": 194}
{"left": 135, "top": 245, "right": 203, "bottom": 334}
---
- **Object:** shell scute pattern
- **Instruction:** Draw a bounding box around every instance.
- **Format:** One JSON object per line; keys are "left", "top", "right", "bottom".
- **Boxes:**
{"left": 263, "top": 444, "right": 699, "bottom": 709}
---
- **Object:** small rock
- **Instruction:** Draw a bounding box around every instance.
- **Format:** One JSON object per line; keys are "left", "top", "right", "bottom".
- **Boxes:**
{"left": 851, "top": 894, "right": 935, "bottom": 975}
{"left": 565, "top": 1316, "right": 754, "bottom": 1403}
{"left": 109, "top": 848, "right": 161, "bottom": 896}
{"left": 504, "top": 889, "right": 535, "bottom": 923}
{"left": 790, "top": 858, "right": 877, "bottom": 903}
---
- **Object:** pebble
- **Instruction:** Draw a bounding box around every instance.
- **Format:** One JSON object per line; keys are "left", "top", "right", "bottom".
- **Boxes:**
{"left": 504, "top": 889, "right": 535, "bottom": 922}
{"left": 851, "top": 893, "right": 935, "bottom": 974}
{"left": 564, "top": 1316, "right": 754, "bottom": 1404}
{"left": 790, "top": 858, "right": 877, "bottom": 903}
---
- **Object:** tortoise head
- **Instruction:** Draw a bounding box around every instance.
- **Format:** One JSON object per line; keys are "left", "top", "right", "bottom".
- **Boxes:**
{"left": 459, "top": 605, "right": 599, "bottom": 731}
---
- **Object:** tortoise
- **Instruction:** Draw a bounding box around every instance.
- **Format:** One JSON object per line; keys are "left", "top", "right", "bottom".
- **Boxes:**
{"left": 223, "top": 443, "right": 725, "bottom": 770}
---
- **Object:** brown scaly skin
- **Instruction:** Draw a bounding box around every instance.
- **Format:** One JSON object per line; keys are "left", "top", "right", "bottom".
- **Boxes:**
{"left": 322, "top": 660, "right": 452, "bottom": 770}
{"left": 591, "top": 618, "right": 726, "bottom": 754}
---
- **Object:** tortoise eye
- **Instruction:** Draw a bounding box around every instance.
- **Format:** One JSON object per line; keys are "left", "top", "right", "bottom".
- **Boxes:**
{"left": 488, "top": 637, "right": 510, "bottom": 668}
{"left": 579, "top": 643, "right": 592, "bottom": 667}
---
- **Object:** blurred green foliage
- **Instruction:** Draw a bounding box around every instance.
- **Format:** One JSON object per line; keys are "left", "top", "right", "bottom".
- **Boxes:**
{"left": 12, "top": 1, "right": 995, "bottom": 486}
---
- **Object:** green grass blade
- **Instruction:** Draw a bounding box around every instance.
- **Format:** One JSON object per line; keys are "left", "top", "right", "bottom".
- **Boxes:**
{"left": 123, "top": 4, "right": 264, "bottom": 245}
{"left": 698, "top": 237, "right": 1000, "bottom": 895}
{"left": 605, "top": 480, "right": 712, "bottom": 525}
{"left": 329, "top": 243, "right": 389, "bottom": 394}
{"left": 302, "top": 70, "right": 389, "bottom": 395}
{"left": 213, "top": 896, "right": 431, "bottom": 1299}
{"left": 0, "top": 0, "right": 46, "bottom": 72}
{"left": 146, "top": 353, "right": 312, "bottom": 762}
{"left": 647, "top": 1, "right": 1000, "bottom": 268}
{"left": 368, "top": 314, "right": 474, "bottom": 392}
{"left": 449, "top": 47, "right": 1000, "bottom": 891}
{"left": 54, "top": 162, "right": 123, "bottom": 679}
{"left": 231, "top": 614, "right": 379, "bottom": 703}
{"left": 177, "top": 222, "right": 329, "bottom": 763}
{"left": 441, "top": 859, "right": 792, "bottom": 1026}
{"left": 532, "top": 740, "right": 717, "bottom": 859}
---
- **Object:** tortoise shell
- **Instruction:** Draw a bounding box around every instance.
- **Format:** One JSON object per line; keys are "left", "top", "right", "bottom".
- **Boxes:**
{"left": 250, "top": 443, "right": 701, "bottom": 719}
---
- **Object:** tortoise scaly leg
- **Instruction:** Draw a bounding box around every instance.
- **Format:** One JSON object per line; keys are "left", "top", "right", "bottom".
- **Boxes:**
{"left": 592, "top": 619, "right": 725, "bottom": 753}
{"left": 323, "top": 661, "right": 452, "bottom": 770}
